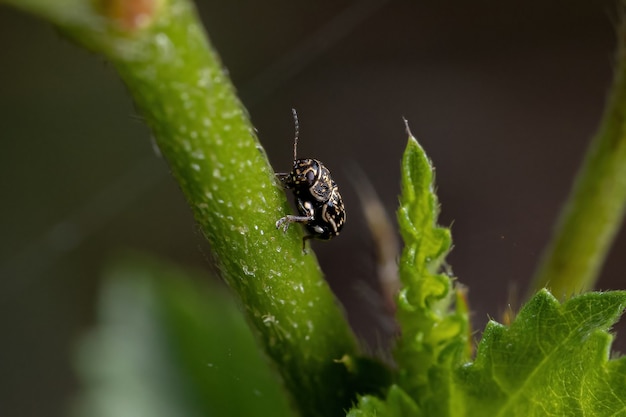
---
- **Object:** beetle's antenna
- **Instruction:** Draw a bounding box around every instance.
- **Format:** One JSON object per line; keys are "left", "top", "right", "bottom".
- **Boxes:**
{"left": 291, "top": 108, "right": 299, "bottom": 162}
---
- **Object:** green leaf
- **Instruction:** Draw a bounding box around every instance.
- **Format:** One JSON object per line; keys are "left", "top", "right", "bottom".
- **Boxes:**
{"left": 347, "top": 386, "right": 420, "bottom": 417}
{"left": 347, "top": 385, "right": 419, "bottom": 417}
{"left": 394, "top": 123, "right": 470, "bottom": 409}
{"left": 352, "top": 290, "right": 626, "bottom": 417}
{"left": 457, "top": 290, "right": 626, "bottom": 417}
{"left": 72, "top": 253, "right": 294, "bottom": 417}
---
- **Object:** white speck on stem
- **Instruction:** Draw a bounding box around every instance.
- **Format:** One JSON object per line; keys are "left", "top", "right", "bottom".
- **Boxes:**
{"left": 242, "top": 264, "right": 255, "bottom": 276}
{"left": 192, "top": 150, "right": 205, "bottom": 160}
{"left": 154, "top": 33, "right": 173, "bottom": 58}
{"left": 197, "top": 68, "right": 212, "bottom": 88}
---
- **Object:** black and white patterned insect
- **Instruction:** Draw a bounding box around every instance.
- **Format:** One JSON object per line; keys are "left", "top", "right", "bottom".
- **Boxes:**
{"left": 275, "top": 109, "right": 346, "bottom": 248}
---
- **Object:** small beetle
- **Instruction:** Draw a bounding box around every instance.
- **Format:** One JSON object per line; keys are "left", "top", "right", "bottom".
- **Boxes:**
{"left": 275, "top": 109, "right": 346, "bottom": 249}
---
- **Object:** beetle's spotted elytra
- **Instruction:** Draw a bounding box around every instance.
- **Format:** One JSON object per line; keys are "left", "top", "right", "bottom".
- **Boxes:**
{"left": 275, "top": 109, "right": 346, "bottom": 250}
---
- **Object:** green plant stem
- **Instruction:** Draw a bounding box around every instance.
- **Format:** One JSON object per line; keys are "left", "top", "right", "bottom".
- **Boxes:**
{"left": 3, "top": 0, "right": 365, "bottom": 415}
{"left": 530, "top": 19, "right": 626, "bottom": 299}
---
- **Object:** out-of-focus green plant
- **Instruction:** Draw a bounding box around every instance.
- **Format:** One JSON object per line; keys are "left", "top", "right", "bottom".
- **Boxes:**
{"left": 72, "top": 254, "right": 294, "bottom": 417}
{"left": 529, "top": 15, "right": 626, "bottom": 299}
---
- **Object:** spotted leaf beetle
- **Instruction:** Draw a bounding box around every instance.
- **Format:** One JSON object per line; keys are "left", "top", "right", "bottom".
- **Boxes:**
{"left": 275, "top": 109, "right": 346, "bottom": 249}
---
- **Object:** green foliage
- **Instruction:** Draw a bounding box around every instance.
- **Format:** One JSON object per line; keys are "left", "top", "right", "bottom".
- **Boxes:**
{"left": 348, "top": 133, "right": 626, "bottom": 417}
{"left": 349, "top": 291, "right": 626, "bottom": 417}
{"left": 347, "top": 386, "right": 419, "bottom": 417}
{"left": 458, "top": 290, "right": 626, "bottom": 416}
{"left": 72, "top": 254, "right": 295, "bottom": 417}
{"left": 394, "top": 125, "right": 470, "bottom": 407}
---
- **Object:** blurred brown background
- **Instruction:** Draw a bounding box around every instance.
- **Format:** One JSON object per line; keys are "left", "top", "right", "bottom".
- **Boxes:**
{"left": 1, "top": 1, "right": 624, "bottom": 416}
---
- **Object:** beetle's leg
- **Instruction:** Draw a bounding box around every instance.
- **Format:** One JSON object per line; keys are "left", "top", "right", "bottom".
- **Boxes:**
{"left": 275, "top": 172, "right": 292, "bottom": 188}
{"left": 275, "top": 214, "right": 313, "bottom": 233}
{"left": 302, "top": 234, "right": 316, "bottom": 252}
